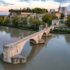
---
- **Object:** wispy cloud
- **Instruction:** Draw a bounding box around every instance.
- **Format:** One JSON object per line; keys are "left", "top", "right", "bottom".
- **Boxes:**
{"left": 0, "top": 0, "right": 70, "bottom": 11}
{"left": 54, "top": 0, "right": 70, "bottom": 3}
{"left": 21, "top": 0, "right": 52, "bottom": 1}
{"left": 19, "top": 0, "right": 70, "bottom": 2}
{"left": 20, "top": 0, "right": 29, "bottom": 1}
{"left": 0, "top": 0, "right": 14, "bottom": 6}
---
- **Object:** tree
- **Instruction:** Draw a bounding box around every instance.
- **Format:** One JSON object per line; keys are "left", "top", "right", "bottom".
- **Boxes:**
{"left": 32, "top": 8, "right": 48, "bottom": 14}
{"left": 12, "top": 16, "right": 20, "bottom": 26}
{"left": 0, "top": 16, "right": 4, "bottom": 25}
{"left": 60, "top": 13, "right": 65, "bottom": 19}
{"left": 0, "top": 16, "right": 9, "bottom": 25}
{"left": 42, "top": 14, "right": 52, "bottom": 26}
{"left": 3, "top": 17, "right": 9, "bottom": 25}
{"left": 29, "top": 17, "right": 44, "bottom": 30}
{"left": 42, "top": 8, "right": 48, "bottom": 13}
{"left": 9, "top": 8, "right": 48, "bottom": 14}
{"left": 65, "top": 16, "right": 70, "bottom": 27}
{"left": 52, "top": 14, "right": 58, "bottom": 20}
{"left": 42, "top": 14, "right": 58, "bottom": 26}
{"left": 12, "top": 16, "right": 28, "bottom": 27}
{"left": 19, "top": 17, "right": 27, "bottom": 26}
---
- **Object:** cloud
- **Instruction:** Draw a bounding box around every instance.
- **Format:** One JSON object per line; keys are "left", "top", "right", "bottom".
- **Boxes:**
{"left": 20, "top": 0, "right": 52, "bottom": 1}
{"left": 0, "top": 0, "right": 70, "bottom": 11}
{"left": 20, "top": 0, "right": 29, "bottom": 1}
{"left": 54, "top": 0, "right": 70, "bottom": 3}
{"left": 0, "top": 0, "right": 14, "bottom": 6}
{"left": 19, "top": 0, "right": 70, "bottom": 4}
{"left": 19, "top": 0, "right": 70, "bottom": 6}
{"left": 54, "top": 0, "right": 70, "bottom": 9}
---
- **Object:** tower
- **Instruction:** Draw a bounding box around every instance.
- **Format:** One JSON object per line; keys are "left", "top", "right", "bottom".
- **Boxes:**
{"left": 58, "top": 5, "right": 61, "bottom": 13}
{"left": 58, "top": 5, "right": 67, "bottom": 17}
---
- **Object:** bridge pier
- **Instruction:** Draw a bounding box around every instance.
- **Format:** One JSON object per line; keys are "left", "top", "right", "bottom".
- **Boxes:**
{"left": 30, "top": 33, "right": 47, "bottom": 45}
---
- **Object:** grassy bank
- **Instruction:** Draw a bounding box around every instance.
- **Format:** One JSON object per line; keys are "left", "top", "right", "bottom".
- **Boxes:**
{"left": 51, "top": 28, "right": 70, "bottom": 34}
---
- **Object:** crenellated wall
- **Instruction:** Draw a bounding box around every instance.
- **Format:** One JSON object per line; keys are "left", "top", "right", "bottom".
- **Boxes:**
{"left": 3, "top": 26, "right": 54, "bottom": 64}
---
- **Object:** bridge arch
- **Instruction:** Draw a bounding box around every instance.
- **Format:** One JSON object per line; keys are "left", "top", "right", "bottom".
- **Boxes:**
{"left": 42, "top": 32, "right": 47, "bottom": 37}
{"left": 30, "top": 39, "right": 37, "bottom": 45}
{"left": 41, "top": 32, "right": 47, "bottom": 39}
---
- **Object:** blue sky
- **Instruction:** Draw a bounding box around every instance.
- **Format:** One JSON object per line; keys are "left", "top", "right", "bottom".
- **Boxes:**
{"left": 0, "top": 0, "right": 70, "bottom": 12}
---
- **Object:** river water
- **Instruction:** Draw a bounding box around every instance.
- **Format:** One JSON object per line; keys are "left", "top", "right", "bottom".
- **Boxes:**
{"left": 0, "top": 26, "right": 70, "bottom": 70}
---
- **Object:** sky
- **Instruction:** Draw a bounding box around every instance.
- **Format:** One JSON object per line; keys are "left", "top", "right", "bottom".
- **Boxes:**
{"left": 0, "top": 0, "right": 70, "bottom": 15}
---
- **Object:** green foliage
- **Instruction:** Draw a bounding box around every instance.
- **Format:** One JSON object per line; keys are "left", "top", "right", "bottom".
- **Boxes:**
{"left": 9, "top": 8, "right": 48, "bottom": 14}
{"left": 42, "top": 14, "right": 58, "bottom": 26}
{"left": 12, "top": 16, "right": 27, "bottom": 27}
{"left": 12, "top": 16, "right": 20, "bottom": 26}
{"left": 29, "top": 17, "right": 44, "bottom": 25}
{"left": 32, "top": 8, "right": 48, "bottom": 14}
{"left": 22, "top": 8, "right": 32, "bottom": 12}
{"left": 66, "top": 16, "right": 70, "bottom": 27}
{"left": 0, "top": 16, "right": 9, "bottom": 25}
{"left": 9, "top": 9, "right": 21, "bottom": 15}
{"left": 29, "top": 17, "right": 44, "bottom": 30}
{"left": 19, "top": 17, "right": 27, "bottom": 26}
{"left": 52, "top": 14, "right": 58, "bottom": 20}
{"left": 3, "top": 17, "right": 9, "bottom": 25}
{"left": 60, "top": 13, "right": 65, "bottom": 19}
{"left": 51, "top": 28, "right": 70, "bottom": 34}
{"left": 0, "top": 16, "right": 4, "bottom": 24}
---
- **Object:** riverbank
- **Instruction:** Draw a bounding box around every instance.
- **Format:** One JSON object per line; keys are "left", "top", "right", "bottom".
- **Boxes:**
{"left": 0, "top": 25, "right": 38, "bottom": 31}
{"left": 51, "top": 27, "right": 70, "bottom": 34}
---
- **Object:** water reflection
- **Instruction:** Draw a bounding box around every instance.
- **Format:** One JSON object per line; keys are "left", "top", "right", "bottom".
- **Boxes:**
{"left": 1, "top": 36, "right": 52, "bottom": 70}
{"left": 0, "top": 26, "right": 35, "bottom": 38}
{"left": 0, "top": 26, "right": 35, "bottom": 54}
{"left": 65, "top": 34, "right": 70, "bottom": 44}
{"left": 27, "top": 44, "right": 45, "bottom": 63}
{"left": 1, "top": 26, "right": 70, "bottom": 70}
{"left": 1, "top": 34, "right": 70, "bottom": 70}
{"left": 2, "top": 45, "right": 44, "bottom": 70}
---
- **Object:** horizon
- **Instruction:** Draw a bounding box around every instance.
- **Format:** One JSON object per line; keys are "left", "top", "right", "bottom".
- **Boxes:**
{"left": 0, "top": 0, "right": 70, "bottom": 15}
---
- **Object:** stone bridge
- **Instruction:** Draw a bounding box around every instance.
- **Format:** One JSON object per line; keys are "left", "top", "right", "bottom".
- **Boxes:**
{"left": 3, "top": 26, "right": 54, "bottom": 64}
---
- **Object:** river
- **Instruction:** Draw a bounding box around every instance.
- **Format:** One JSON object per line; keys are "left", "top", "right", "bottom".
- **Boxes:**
{"left": 0, "top": 26, "right": 70, "bottom": 70}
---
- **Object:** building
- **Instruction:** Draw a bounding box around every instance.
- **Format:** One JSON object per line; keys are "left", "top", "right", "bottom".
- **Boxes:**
{"left": 55, "top": 12, "right": 61, "bottom": 19}
{"left": 52, "top": 19, "right": 60, "bottom": 27}
{"left": 50, "top": 9, "right": 55, "bottom": 13}
{"left": 49, "top": 7, "right": 62, "bottom": 19}
{"left": 58, "top": 6, "right": 67, "bottom": 17}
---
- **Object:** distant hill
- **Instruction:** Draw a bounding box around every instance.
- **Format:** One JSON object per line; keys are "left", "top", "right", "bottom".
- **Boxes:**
{"left": 0, "top": 12, "right": 9, "bottom": 16}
